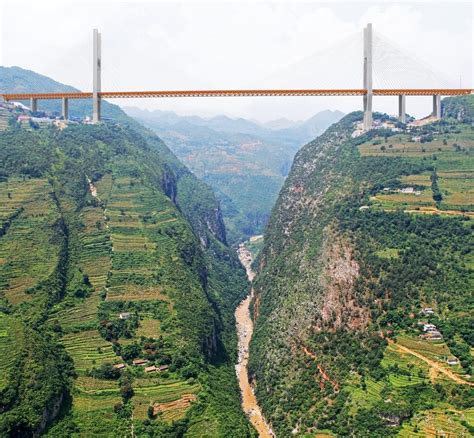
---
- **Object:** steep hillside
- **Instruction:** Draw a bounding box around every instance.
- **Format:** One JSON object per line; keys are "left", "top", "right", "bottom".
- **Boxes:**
{"left": 127, "top": 108, "right": 343, "bottom": 243}
{"left": 250, "top": 98, "right": 474, "bottom": 437}
{"left": 0, "top": 71, "right": 254, "bottom": 437}
{"left": 0, "top": 66, "right": 128, "bottom": 121}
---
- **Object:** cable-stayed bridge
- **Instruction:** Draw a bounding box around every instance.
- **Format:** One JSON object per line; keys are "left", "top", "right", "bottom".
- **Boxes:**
{"left": 1, "top": 24, "right": 472, "bottom": 128}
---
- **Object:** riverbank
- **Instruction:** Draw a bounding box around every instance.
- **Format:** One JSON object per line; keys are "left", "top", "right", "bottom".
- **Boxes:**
{"left": 235, "top": 242, "right": 274, "bottom": 438}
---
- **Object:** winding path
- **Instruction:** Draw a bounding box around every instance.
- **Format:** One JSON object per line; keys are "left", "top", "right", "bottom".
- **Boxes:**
{"left": 235, "top": 243, "right": 274, "bottom": 438}
{"left": 389, "top": 340, "right": 474, "bottom": 386}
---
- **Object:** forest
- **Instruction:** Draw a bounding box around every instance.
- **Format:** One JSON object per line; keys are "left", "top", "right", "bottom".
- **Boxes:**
{"left": 250, "top": 97, "right": 474, "bottom": 436}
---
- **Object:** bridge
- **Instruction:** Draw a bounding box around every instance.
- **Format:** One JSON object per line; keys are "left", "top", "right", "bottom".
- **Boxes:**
{"left": 1, "top": 25, "right": 472, "bottom": 129}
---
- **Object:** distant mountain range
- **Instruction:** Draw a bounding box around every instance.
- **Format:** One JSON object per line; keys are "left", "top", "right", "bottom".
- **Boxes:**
{"left": 125, "top": 107, "right": 344, "bottom": 243}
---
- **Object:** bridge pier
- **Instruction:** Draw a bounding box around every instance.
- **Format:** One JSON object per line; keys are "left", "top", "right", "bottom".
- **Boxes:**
{"left": 62, "top": 97, "right": 69, "bottom": 120}
{"left": 363, "top": 23, "right": 373, "bottom": 130}
{"left": 432, "top": 94, "right": 441, "bottom": 119}
{"left": 398, "top": 94, "right": 406, "bottom": 123}
{"left": 92, "top": 28, "right": 101, "bottom": 123}
{"left": 30, "top": 98, "right": 38, "bottom": 113}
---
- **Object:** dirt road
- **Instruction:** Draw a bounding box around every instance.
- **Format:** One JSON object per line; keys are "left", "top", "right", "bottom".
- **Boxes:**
{"left": 390, "top": 340, "right": 474, "bottom": 386}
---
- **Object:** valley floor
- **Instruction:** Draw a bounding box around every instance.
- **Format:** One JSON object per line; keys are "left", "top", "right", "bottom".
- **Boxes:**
{"left": 235, "top": 242, "right": 274, "bottom": 437}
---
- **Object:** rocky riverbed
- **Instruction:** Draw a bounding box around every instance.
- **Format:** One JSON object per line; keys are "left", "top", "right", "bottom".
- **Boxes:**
{"left": 235, "top": 242, "right": 274, "bottom": 438}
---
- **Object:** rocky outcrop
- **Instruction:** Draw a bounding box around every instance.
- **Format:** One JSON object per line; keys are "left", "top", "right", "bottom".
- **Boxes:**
{"left": 317, "top": 229, "right": 369, "bottom": 331}
{"left": 34, "top": 392, "right": 65, "bottom": 437}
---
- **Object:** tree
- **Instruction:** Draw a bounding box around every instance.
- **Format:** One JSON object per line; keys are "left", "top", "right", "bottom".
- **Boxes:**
{"left": 90, "top": 363, "right": 120, "bottom": 380}
{"left": 120, "top": 382, "right": 134, "bottom": 401}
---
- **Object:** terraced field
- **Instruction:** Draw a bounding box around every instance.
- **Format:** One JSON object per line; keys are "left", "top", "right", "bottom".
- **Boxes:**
{"left": 47, "top": 171, "right": 203, "bottom": 433}
{"left": 133, "top": 378, "right": 200, "bottom": 421}
{"left": 105, "top": 176, "right": 178, "bottom": 303}
{"left": 70, "top": 392, "right": 126, "bottom": 438}
{"left": 397, "top": 335, "right": 455, "bottom": 364}
{"left": 0, "top": 313, "right": 24, "bottom": 389}
{"left": 345, "top": 337, "right": 473, "bottom": 436}
{"left": 136, "top": 318, "right": 161, "bottom": 337}
{"left": 358, "top": 124, "right": 474, "bottom": 216}
{"left": 347, "top": 377, "right": 385, "bottom": 414}
{"left": 0, "top": 107, "right": 12, "bottom": 131}
{"left": 438, "top": 170, "right": 474, "bottom": 210}
{"left": 61, "top": 330, "right": 117, "bottom": 373}
{"left": 359, "top": 125, "right": 474, "bottom": 158}
{"left": 0, "top": 177, "right": 61, "bottom": 304}
{"left": 399, "top": 407, "right": 473, "bottom": 437}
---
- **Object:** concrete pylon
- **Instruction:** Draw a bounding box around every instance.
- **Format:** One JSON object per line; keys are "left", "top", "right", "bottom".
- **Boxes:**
{"left": 62, "top": 97, "right": 69, "bottom": 120}
{"left": 92, "top": 29, "right": 101, "bottom": 123}
{"left": 363, "top": 23, "right": 373, "bottom": 130}
{"left": 398, "top": 95, "right": 406, "bottom": 123}
{"left": 432, "top": 95, "right": 441, "bottom": 119}
{"left": 30, "top": 97, "right": 38, "bottom": 113}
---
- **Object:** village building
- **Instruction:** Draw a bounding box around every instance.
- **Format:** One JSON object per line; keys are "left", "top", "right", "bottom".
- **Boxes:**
{"left": 421, "top": 307, "right": 435, "bottom": 315}
{"left": 145, "top": 365, "right": 157, "bottom": 373}
{"left": 132, "top": 359, "right": 147, "bottom": 366}
{"left": 158, "top": 365, "right": 169, "bottom": 372}
{"left": 447, "top": 358, "right": 459, "bottom": 366}
{"left": 422, "top": 323, "right": 437, "bottom": 332}
{"left": 113, "top": 363, "right": 126, "bottom": 370}
{"left": 424, "top": 330, "right": 443, "bottom": 341}
{"left": 119, "top": 312, "right": 132, "bottom": 320}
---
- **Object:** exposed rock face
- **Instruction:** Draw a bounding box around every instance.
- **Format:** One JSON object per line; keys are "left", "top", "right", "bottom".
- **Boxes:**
{"left": 248, "top": 113, "right": 378, "bottom": 435}
{"left": 35, "top": 392, "right": 64, "bottom": 437}
{"left": 317, "top": 229, "right": 369, "bottom": 331}
{"left": 251, "top": 115, "right": 359, "bottom": 351}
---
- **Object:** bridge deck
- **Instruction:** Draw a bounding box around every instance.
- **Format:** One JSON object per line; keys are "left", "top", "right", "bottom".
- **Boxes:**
{"left": 1, "top": 89, "right": 472, "bottom": 101}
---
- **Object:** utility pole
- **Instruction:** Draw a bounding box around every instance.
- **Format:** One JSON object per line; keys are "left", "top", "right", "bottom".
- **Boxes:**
{"left": 363, "top": 23, "right": 373, "bottom": 130}
{"left": 92, "top": 28, "right": 101, "bottom": 123}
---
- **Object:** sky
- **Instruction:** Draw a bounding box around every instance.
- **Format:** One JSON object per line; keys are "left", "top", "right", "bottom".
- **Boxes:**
{"left": 0, "top": 0, "right": 472, "bottom": 122}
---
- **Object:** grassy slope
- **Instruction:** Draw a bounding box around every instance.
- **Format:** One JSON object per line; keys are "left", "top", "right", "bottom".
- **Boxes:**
{"left": 0, "top": 118, "right": 252, "bottom": 436}
{"left": 251, "top": 97, "right": 474, "bottom": 437}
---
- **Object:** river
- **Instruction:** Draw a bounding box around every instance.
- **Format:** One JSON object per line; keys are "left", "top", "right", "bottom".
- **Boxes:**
{"left": 235, "top": 242, "right": 274, "bottom": 438}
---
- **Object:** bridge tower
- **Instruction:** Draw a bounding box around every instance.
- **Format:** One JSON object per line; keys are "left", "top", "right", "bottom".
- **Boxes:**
{"left": 92, "top": 29, "right": 102, "bottom": 123}
{"left": 363, "top": 23, "right": 373, "bottom": 129}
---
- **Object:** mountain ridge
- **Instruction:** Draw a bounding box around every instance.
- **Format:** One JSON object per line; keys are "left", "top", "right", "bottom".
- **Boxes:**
{"left": 250, "top": 99, "right": 474, "bottom": 436}
{"left": 127, "top": 106, "right": 344, "bottom": 242}
{"left": 0, "top": 67, "right": 255, "bottom": 437}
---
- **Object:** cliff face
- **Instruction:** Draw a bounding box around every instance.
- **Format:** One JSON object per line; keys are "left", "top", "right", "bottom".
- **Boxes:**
{"left": 252, "top": 113, "right": 361, "bottom": 350}
{"left": 250, "top": 102, "right": 474, "bottom": 437}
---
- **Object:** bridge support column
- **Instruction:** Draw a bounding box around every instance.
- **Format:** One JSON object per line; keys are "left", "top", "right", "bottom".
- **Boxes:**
{"left": 30, "top": 98, "right": 37, "bottom": 113}
{"left": 62, "top": 97, "right": 69, "bottom": 120}
{"left": 432, "top": 95, "right": 441, "bottom": 119}
{"left": 92, "top": 28, "right": 101, "bottom": 123}
{"left": 398, "top": 94, "right": 406, "bottom": 123}
{"left": 363, "top": 23, "right": 373, "bottom": 130}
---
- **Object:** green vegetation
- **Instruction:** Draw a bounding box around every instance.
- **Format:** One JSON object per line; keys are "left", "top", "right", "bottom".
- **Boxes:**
{"left": 358, "top": 120, "right": 474, "bottom": 214}
{"left": 251, "top": 96, "right": 474, "bottom": 437}
{"left": 129, "top": 108, "right": 343, "bottom": 243}
{"left": 0, "top": 70, "right": 254, "bottom": 436}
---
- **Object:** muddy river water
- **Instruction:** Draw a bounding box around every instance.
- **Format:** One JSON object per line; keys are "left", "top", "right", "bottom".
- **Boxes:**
{"left": 235, "top": 243, "right": 274, "bottom": 437}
